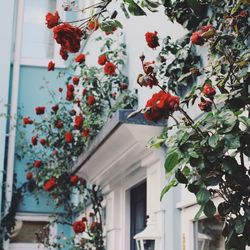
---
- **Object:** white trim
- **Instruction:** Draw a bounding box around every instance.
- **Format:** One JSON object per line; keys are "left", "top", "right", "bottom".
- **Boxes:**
{"left": 20, "top": 58, "right": 66, "bottom": 68}
{"left": 5, "top": 0, "right": 24, "bottom": 212}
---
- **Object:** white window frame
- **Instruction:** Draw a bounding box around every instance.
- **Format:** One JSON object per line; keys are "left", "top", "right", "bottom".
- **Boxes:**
{"left": 9, "top": 213, "right": 57, "bottom": 250}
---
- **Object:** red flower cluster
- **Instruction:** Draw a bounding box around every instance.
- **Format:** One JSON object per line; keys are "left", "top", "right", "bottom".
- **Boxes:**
{"left": 33, "top": 160, "right": 43, "bottom": 168}
{"left": 145, "top": 31, "right": 160, "bottom": 49}
{"left": 202, "top": 83, "right": 216, "bottom": 98}
{"left": 144, "top": 91, "right": 180, "bottom": 122}
{"left": 35, "top": 106, "right": 45, "bottom": 115}
{"left": 65, "top": 132, "right": 73, "bottom": 143}
{"left": 31, "top": 136, "right": 37, "bottom": 146}
{"left": 48, "top": 61, "right": 55, "bottom": 71}
{"left": 53, "top": 23, "right": 83, "bottom": 53}
{"left": 70, "top": 175, "right": 79, "bottom": 185}
{"left": 191, "top": 24, "right": 215, "bottom": 45}
{"left": 26, "top": 172, "right": 33, "bottom": 180}
{"left": 23, "top": 117, "right": 33, "bottom": 125}
{"left": 72, "top": 76, "right": 79, "bottom": 85}
{"left": 198, "top": 97, "right": 212, "bottom": 112}
{"left": 46, "top": 11, "right": 60, "bottom": 29}
{"left": 66, "top": 84, "right": 75, "bottom": 102}
{"left": 75, "top": 54, "right": 86, "bottom": 64}
{"left": 82, "top": 129, "right": 90, "bottom": 138}
{"left": 52, "top": 104, "right": 59, "bottom": 113}
{"left": 43, "top": 177, "right": 57, "bottom": 192}
{"left": 87, "top": 95, "right": 96, "bottom": 106}
{"left": 40, "top": 138, "right": 46, "bottom": 146}
{"left": 60, "top": 48, "right": 69, "bottom": 61}
{"left": 55, "top": 120, "right": 63, "bottom": 129}
{"left": 98, "top": 54, "right": 107, "bottom": 65}
{"left": 88, "top": 18, "right": 99, "bottom": 31}
{"left": 72, "top": 220, "right": 86, "bottom": 234}
{"left": 104, "top": 62, "right": 116, "bottom": 75}
{"left": 74, "top": 115, "right": 84, "bottom": 130}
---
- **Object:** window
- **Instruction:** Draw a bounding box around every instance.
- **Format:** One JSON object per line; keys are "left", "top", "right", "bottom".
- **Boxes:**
{"left": 10, "top": 221, "right": 49, "bottom": 244}
{"left": 194, "top": 216, "right": 225, "bottom": 250}
{"left": 130, "top": 181, "right": 147, "bottom": 250}
{"left": 21, "top": 0, "right": 57, "bottom": 59}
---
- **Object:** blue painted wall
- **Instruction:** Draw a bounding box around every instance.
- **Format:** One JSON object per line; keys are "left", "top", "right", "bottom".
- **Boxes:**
{"left": 15, "top": 65, "right": 66, "bottom": 213}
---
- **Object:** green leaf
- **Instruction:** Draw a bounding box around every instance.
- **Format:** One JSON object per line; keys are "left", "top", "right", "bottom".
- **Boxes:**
{"left": 124, "top": 0, "right": 147, "bottom": 16}
{"left": 243, "top": 146, "right": 250, "bottom": 157}
{"left": 235, "top": 217, "right": 246, "bottom": 234}
{"left": 164, "top": 152, "right": 180, "bottom": 173}
{"left": 196, "top": 188, "right": 210, "bottom": 204}
{"left": 222, "top": 156, "right": 238, "bottom": 175}
{"left": 238, "top": 116, "right": 250, "bottom": 127}
{"left": 194, "top": 205, "right": 205, "bottom": 220}
{"left": 224, "top": 134, "right": 241, "bottom": 149}
{"left": 160, "top": 179, "right": 178, "bottom": 200}
{"left": 204, "top": 200, "right": 216, "bottom": 218}
{"left": 208, "top": 134, "right": 219, "bottom": 148}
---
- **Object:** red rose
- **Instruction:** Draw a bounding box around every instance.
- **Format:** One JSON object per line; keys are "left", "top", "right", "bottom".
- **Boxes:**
{"left": 46, "top": 11, "right": 60, "bottom": 29}
{"left": 55, "top": 120, "right": 63, "bottom": 129}
{"left": 70, "top": 175, "right": 79, "bottom": 185}
{"left": 33, "top": 160, "right": 43, "bottom": 168}
{"left": 53, "top": 23, "right": 83, "bottom": 53}
{"left": 52, "top": 104, "right": 59, "bottom": 112}
{"left": 144, "top": 91, "right": 180, "bottom": 122}
{"left": 75, "top": 53, "right": 86, "bottom": 64}
{"left": 104, "top": 62, "right": 116, "bottom": 75}
{"left": 74, "top": 115, "right": 84, "bottom": 130}
{"left": 67, "top": 84, "right": 75, "bottom": 92}
{"left": 23, "top": 117, "right": 33, "bottom": 125}
{"left": 119, "top": 83, "right": 128, "bottom": 90}
{"left": 98, "top": 54, "right": 107, "bottom": 65}
{"left": 87, "top": 95, "right": 96, "bottom": 105}
{"left": 72, "top": 76, "right": 79, "bottom": 85}
{"left": 40, "top": 138, "right": 46, "bottom": 145}
{"left": 82, "top": 217, "right": 87, "bottom": 222}
{"left": 26, "top": 172, "right": 33, "bottom": 180}
{"left": 31, "top": 136, "right": 37, "bottom": 146}
{"left": 43, "top": 177, "right": 57, "bottom": 192}
{"left": 82, "top": 88, "right": 87, "bottom": 96}
{"left": 191, "top": 31, "right": 204, "bottom": 45}
{"left": 145, "top": 31, "right": 160, "bottom": 49}
{"left": 53, "top": 149, "right": 58, "bottom": 156}
{"left": 137, "top": 74, "right": 158, "bottom": 88}
{"left": 66, "top": 90, "right": 74, "bottom": 101}
{"left": 72, "top": 220, "right": 86, "bottom": 234}
{"left": 48, "top": 61, "right": 55, "bottom": 71}
{"left": 202, "top": 83, "right": 216, "bottom": 98}
{"left": 105, "top": 27, "right": 117, "bottom": 35}
{"left": 59, "top": 87, "right": 63, "bottom": 92}
{"left": 60, "top": 47, "right": 69, "bottom": 60}
{"left": 198, "top": 98, "right": 212, "bottom": 112}
{"left": 201, "top": 24, "right": 214, "bottom": 33}
{"left": 88, "top": 18, "right": 99, "bottom": 31}
{"left": 82, "top": 129, "right": 90, "bottom": 138}
{"left": 35, "top": 106, "right": 45, "bottom": 115}
{"left": 65, "top": 132, "right": 73, "bottom": 143}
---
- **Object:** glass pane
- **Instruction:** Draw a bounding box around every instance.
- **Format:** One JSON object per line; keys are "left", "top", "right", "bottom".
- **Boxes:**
{"left": 10, "top": 221, "right": 49, "bottom": 243}
{"left": 194, "top": 216, "right": 225, "bottom": 250}
{"left": 21, "top": 0, "right": 56, "bottom": 59}
{"left": 144, "top": 240, "right": 155, "bottom": 250}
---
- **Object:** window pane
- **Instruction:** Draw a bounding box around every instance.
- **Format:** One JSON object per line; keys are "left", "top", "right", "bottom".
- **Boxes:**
{"left": 10, "top": 221, "right": 49, "bottom": 243}
{"left": 194, "top": 216, "right": 225, "bottom": 250}
{"left": 21, "top": 0, "right": 56, "bottom": 59}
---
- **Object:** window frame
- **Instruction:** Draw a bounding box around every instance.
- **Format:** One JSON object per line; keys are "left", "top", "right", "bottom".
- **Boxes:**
{"left": 9, "top": 213, "right": 57, "bottom": 250}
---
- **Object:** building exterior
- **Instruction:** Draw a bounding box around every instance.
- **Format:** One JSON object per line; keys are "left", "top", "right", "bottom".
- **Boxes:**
{"left": 1, "top": 1, "right": 245, "bottom": 250}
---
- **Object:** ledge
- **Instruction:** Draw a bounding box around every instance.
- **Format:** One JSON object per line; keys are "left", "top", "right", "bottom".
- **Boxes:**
{"left": 72, "top": 109, "right": 166, "bottom": 186}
